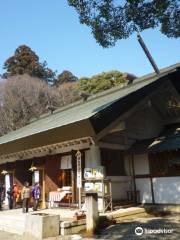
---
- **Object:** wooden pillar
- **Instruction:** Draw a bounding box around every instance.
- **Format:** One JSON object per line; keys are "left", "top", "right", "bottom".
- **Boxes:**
{"left": 85, "top": 191, "right": 99, "bottom": 236}
{"left": 41, "top": 167, "right": 46, "bottom": 209}
{"left": 131, "top": 154, "right": 137, "bottom": 204}
{"left": 148, "top": 155, "right": 155, "bottom": 204}
{"left": 71, "top": 151, "right": 77, "bottom": 204}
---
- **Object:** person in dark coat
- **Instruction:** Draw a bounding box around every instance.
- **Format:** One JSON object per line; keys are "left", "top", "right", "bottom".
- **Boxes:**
{"left": 0, "top": 183, "right": 5, "bottom": 211}
{"left": 7, "top": 186, "right": 13, "bottom": 209}
{"left": 31, "top": 182, "right": 41, "bottom": 211}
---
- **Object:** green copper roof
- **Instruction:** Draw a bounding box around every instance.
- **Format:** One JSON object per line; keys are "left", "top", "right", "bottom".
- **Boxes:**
{"left": 0, "top": 63, "right": 179, "bottom": 145}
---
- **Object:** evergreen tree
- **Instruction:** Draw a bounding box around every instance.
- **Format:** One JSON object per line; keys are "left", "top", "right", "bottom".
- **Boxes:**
{"left": 78, "top": 70, "right": 131, "bottom": 94}
{"left": 3, "top": 45, "right": 56, "bottom": 83}
{"left": 55, "top": 70, "right": 78, "bottom": 86}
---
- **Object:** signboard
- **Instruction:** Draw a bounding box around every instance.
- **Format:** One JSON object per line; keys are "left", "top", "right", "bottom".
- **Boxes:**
{"left": 84, "top": 166, "right": 105, "bottom": 179}
{"left": 76, "top": 151, "right": 82, "bottom": 188}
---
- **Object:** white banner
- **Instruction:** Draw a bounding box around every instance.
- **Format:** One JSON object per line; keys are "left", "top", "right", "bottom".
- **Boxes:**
{"left": 34, "top": 170, "right": 40, "bottom": 183}
{"left": 76, "top": 151, "right": 82, "bottom": 188}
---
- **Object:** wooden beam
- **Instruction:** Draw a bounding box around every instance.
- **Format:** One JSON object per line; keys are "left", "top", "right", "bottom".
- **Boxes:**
{"left": 98, "top": 141, "right": 129, "bottom": 150}
{"left": 0, "top": 137, "right": 94, "bottom": 164}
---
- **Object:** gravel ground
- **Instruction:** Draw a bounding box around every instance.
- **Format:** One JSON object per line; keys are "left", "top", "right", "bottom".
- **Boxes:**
{"left": 91, "top": 214, "right": 180, "bottom": 240}
{"left": 0, "top": 214, "right": 179, "bottom": 240}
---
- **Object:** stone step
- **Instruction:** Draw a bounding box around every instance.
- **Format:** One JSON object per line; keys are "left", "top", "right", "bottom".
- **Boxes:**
{"left": 115, "top": 212, "right": 150, "bottom": 223}
{"left": 103, "top": 207, "right": 147, "bottom": 221}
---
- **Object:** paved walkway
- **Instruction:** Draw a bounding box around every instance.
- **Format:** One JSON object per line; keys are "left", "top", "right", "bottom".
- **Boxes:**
{"left": 0, "top": 207, "right": 77, "bottom": 235}
{"left": 0, "top": 214, "right": 179, "bottom": 240}
{"left": 0, "top": 207, "right": 77, "bottom": 219}
{"left": 0, "top": 206, "right": 145, "bottom": 235}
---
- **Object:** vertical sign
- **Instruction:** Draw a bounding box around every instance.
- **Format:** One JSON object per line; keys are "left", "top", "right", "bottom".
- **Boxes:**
{"left": 76, "top": 150, "right": 82, "bottom": 188}
{"left": 76, "top": 150, "right": 82, "bottom": 209}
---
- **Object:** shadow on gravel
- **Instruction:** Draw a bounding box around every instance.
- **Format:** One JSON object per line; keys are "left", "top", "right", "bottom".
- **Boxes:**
{"left": 94, "top": 216, "right": 180, "bottom": 240}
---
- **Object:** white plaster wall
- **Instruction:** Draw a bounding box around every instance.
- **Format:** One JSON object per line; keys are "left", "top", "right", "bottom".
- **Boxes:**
{"left": 85, "top": 148, "right": 132, "bottom": 200}
{"left": 85, "top": 146, "right": 101, "bottom": 168}
{"left": 135, "top": 178, "right": 152, "bottom": 203}
{"left": 153, "top": 177, "right": 180, "bottom": 204}
{"left": 134, "top": 154, "right": 149, "bottom": 175}
{"left": 108, "top": 176, "right": 132, "bottom": 200}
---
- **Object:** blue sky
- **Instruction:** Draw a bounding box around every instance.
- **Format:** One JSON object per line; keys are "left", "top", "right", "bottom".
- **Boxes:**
{"left": 0, "top": 0, "right": 179, "bottom": 78}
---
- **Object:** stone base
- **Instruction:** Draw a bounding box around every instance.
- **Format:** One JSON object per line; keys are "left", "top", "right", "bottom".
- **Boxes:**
{"left": 23, "top": 213, "right": 60, "bottom": 240}
{"left": 60, "top": 219, "right": 86, "bottom": 236}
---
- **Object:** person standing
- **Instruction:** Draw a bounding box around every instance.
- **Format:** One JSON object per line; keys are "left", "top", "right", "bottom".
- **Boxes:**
{"left": 21, "top": 181, "right": 30, "bottom": 213}
{"left": 0, "top": 183, "right": 5, "bottom": 211}
{"left": 31, "top": 182, "right": 41, "bottom": 211}
{"left": 7, "top": 186, "right": 13, "bottom": 209}
{"left": 12, "top": 183, "right": 19, "bottom": 208}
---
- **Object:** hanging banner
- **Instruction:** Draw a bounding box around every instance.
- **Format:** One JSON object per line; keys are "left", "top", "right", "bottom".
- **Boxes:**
{"left": 76, "top": 150, "right": 82, "bottom": 188}
{"left": 34, "top": 170, "right": 40, "bottom": 183}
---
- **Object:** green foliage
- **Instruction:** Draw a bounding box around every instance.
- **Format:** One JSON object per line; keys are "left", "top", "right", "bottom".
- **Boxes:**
{"left": 55, "top": 70, "right": 78, "bottom": 86}
{"left": 68, "top": 0, "right": 180, "bottom": 47}
{"left": 3, "top": 45, "right": 56, "bottom": 83}
{"left": 78, "top": 70, "right": 128, "bottom": 94}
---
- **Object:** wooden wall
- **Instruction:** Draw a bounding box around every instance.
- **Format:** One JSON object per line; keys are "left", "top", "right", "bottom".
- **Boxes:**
{"left": 149, "top": 151, "right": 180, "bottom": 177}
{"left": 0, "top": 149, "right": 86, "bottom": 203}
